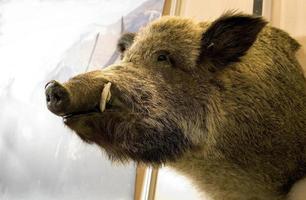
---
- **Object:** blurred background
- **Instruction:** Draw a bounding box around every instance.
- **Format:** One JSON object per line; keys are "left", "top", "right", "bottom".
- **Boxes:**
{"left": 0, "top": 0, "right": 164, "bottom": 199}
{"left": 0, "top": 0, "right": 305, "bottom": 200}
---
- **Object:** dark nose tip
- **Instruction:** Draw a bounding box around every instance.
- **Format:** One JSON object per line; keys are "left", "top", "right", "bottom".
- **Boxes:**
{"left": 45, "top": 80, "right": 70, "bottom": 115}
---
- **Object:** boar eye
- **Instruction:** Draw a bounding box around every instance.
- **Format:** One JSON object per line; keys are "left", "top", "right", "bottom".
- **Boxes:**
{"left": 157, "top": 54, "right": 168, "bottom": 61}
{"left": 156, "top": 51, "right": 171, "bottom": 64}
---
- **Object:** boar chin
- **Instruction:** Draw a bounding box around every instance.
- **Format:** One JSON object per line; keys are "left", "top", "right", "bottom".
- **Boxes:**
{"left": 64, "top": 110, "right": 192, "bottom": 164}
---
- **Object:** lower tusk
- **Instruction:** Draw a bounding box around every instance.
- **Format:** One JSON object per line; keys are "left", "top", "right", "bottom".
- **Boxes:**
{"left": 100, "top": 82, "right": 112, "bottom": 112}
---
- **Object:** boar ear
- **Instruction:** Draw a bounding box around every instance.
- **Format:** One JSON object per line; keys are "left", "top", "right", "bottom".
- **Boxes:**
{"left": 117, "top": 32, "right": 135, "bottom": 54}
{"left": 199, "top": 12, "right": 267, "bottom": 68}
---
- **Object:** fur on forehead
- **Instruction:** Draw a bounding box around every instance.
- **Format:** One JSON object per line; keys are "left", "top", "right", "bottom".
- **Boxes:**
{"left": 130, "top": 16, "right": 203, "bottom": 71}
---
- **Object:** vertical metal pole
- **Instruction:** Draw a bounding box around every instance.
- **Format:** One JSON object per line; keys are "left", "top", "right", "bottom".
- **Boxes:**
{"left": 170, "top": 0, "right": 182, "bottom": 16}
{"left": 147, "top": 167, "right": 159, "bottom": 200}
{"left": 253, "top": 0, "right": 263, "bottom": 16}
{"left": 85, "top": 32, "right": 100, "bottom": 72}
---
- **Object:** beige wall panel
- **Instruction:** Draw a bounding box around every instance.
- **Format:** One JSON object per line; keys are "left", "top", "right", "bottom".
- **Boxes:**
{"left": 180, "top": 0, "right": 253, "bottom": 20}
{"left": 271, "top": 0, "right": 306, "bottom": 37}
{"left": 271, "top": 0, "right": 306, "bottom": 72}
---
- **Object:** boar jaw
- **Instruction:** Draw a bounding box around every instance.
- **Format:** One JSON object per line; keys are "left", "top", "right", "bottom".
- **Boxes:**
{"left": 62, "top": 106, "right": 100, "bottom": 121}
{"left": 62, "top": 83, "right": 112, "bottom": 122}
{"left": 62, "top": 82, "right": 127, "bottom": 122}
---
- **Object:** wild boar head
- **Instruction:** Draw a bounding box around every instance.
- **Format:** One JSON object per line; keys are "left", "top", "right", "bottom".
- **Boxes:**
{"left": 45, "top": 13, "right": 267, "bottom": 164}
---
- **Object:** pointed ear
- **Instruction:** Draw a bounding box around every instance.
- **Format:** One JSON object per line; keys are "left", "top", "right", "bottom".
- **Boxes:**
{"left": 117, "top": 32, "right": 135, "bottom": 54}
{"left": 199, "top": 12, "right": 267, "bottom": 68}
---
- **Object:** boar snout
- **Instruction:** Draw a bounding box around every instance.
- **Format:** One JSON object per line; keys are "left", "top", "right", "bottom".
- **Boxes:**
{"left": 45, "top": 80, "right": 70, "bottom": 116}
{"left": 45, "top": 75, "right": 116, "bottom": 121}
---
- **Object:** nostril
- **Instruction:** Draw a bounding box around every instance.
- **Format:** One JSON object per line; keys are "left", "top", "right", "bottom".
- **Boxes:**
{"left": 46, "top": 94, "right": 51, "bottom": 103}
{"left": 45, "top": 80, "right": 69, "bottom": 115}
{"left": 52, "top": 92, "right": 61, "bottom": 103}
{"left": 46, "top": 88, "right": 64, "bottom": 105}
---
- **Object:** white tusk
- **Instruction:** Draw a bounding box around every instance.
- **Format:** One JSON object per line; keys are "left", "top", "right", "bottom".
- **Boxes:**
{"left": 100, "top": 82, "right": 112, "bottom": 112}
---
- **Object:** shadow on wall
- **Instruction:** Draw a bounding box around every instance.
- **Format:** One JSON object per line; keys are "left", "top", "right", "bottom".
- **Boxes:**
{"left": 296, "top": 36, "right": 306, "bottom": 74}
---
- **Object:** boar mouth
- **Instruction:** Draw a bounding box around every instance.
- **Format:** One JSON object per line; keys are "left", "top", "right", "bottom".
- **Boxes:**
{"left": 62, "top": 105, "right": 100, "bottom": 119}
{"left": 62, "top": 83, "right": 126, "bottom": 121}
{"left": 62, "top": 101, "right": 120, "bottom": 121}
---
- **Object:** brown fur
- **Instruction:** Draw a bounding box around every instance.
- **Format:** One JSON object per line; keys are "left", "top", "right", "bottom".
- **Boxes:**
{"left": 46, "top": 13, "right": 306, "bottom": 200}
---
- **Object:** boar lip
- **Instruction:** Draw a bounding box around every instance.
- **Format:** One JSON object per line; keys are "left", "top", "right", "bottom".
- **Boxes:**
{"left": 62, "top": 99, "right": 123, "bottom": 120}
{"left": 62, "top": 91, "right": 132, "bottom": 121}
{"left": 62, "top": 106, "right": 101, "bottom": 119}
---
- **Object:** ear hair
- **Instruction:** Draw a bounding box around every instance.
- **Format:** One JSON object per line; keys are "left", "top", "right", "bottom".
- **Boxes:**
{"left": 117, "top": 32, "right": 135, "bottom": 55}
{"left": 199, "top": 11, "right": 267, "bottom": 68}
